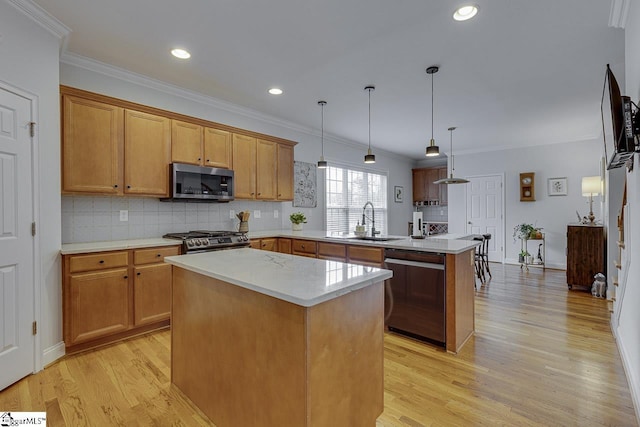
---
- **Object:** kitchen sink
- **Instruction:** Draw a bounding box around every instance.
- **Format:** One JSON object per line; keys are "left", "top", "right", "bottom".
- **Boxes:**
{"left": 348, "top": 236, "right": 404, "bottom": 242}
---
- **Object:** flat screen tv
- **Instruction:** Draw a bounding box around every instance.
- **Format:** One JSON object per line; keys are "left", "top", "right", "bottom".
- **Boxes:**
{"left": 601, "top": 64, "right": 636, "bottom": 170}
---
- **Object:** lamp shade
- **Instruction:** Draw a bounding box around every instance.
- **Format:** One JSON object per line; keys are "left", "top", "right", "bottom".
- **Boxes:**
{"left": 581, "top": 176, "right": 601, "bottom": 196}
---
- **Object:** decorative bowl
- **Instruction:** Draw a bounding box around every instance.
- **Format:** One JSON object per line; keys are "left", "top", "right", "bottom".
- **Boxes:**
{"left": 354, "top": 230, "right": 367, "bottom": 237}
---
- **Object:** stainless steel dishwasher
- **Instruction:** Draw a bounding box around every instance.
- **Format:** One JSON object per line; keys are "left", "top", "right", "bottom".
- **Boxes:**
{"left": 384, "top": 248, "right": 446, "bottom": 345}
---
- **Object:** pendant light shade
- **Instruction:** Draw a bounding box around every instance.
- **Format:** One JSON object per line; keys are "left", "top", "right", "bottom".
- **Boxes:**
{"left": 364, "top": 85, "right": 376, "bottom": 164}
{"left": 425, "top": 66, "right": 440, "bottom": 157}
{"left": 434, "top": 127, "right": 469, "bottom": 184}
{"left": 317, "top": 100, "right": 327, "bottom": 169}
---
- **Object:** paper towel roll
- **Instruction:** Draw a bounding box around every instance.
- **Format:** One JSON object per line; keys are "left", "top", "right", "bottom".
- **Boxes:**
{"left": 412, "top": 212, "right": 423, "bottom": 236}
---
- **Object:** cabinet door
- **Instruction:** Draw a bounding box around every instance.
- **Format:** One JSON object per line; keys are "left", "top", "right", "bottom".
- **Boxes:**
{"left": 249, "top": 239, "right": 262, "bottom": 249}
{"left": 412, "top": 169, "right": 427, "bottom": 202}
{"left": 62, "top": 95, "right": 124, "bottom": 194}
{"left": 426, "top": 169, "right": 440, "bottom": 201}
{"left": 203, "top": 127, "right": 232, "bottom": 168}
{"left": 171, "top": 120, "right": 203, "bottom": 165}
{"left": 260, "top": 238, "right": 278, "bottom": 252}
{"left": 256, "top": 139, "right": 277, "bottom": 200}
{"left": 438, "top": 167, "right": 448, "bottom": 205}
{"left": 133, "top": 263, "right": 171, "bottom": 326}
{"left": 277, "top": 144, "right": 294, "bottom": 200}
{"left": 567, "top": 226, "right": 604, "bottom": 288}
{"left": 67, "top": 268, "right": 130, "bottom": 346}
{"left": 232, "top": 134, "right": 257, "bottom": 199}
{"left": 278, "top": 238, "right": 292, "bottom": 254}
{"left": 124, "top": 110, "right": 171, "bottom": 196}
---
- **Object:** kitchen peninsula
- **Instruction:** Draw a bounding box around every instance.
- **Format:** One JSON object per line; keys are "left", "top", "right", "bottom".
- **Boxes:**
{"left": 164, "top": 249, "right": 392, "bottom": 427}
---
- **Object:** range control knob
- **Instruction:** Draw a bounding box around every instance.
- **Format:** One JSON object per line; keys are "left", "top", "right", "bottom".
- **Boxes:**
{"left": 186, "top": 240, "right": 195, "bottom": 247}
{"left": 195, "top": 240, "right": 201, "bottom": 246}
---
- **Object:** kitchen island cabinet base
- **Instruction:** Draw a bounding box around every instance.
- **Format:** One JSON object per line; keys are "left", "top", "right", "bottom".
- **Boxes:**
{"left": 171, "top": 267, "right": 384, "bottom": 427}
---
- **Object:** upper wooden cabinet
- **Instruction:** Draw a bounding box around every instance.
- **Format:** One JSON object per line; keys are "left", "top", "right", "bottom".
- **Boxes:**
{"left": 62, "top": 95, "right": 124, "bottom": 194}
{"left": 61, "top": 86, "right": 296, "bottom": 198}
{"left": 203, "top": 127, "right": 232, "bottom": 169}
{"left": 171, "top": 120, "right": 202, "bottom": 165}
{"left": 277, "top": 144, "right": 294, "bottom": 200}
{"left": 412, "top": 167, "right": 446, "bottom": 205}
{"left": 233, "top": 134, "right": 257, "bottom": 198}
{"left": 438, "top": 168, "right": 448, "bottom": 206}
{"left": 125, "top": 110, "right": 171, "bottom": 196}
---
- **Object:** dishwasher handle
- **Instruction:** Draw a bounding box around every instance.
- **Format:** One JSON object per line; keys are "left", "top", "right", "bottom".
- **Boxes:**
{"left": 384, "top": 258, "right": 445, "bottom": 270}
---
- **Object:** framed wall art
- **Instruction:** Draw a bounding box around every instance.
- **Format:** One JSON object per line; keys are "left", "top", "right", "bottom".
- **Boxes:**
{"left": 394, "top": 186, "right": 403, "bottom": 203}
{"left": 548, "top": 177, "right": 567, "bottom": 196}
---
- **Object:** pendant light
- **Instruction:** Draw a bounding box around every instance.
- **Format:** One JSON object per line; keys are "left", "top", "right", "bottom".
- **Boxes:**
{"left": 317, "top": 100, "right": 327, "bottom": 169}
{"left": 364, "top": 85, "right": 376, "bottom": 164}
{"left": 434, "top": 127, "right": 469, "bottom": 184}
{"left": 425, "top": 66, "right": 440, "bottom": 157}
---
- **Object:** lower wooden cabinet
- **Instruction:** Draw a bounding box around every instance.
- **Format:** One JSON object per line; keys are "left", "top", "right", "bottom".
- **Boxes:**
{"left": 278, "top": 238, "right": 292, "bottom": 254}
{"left": 62, "top": 245, "right": 179, "bottom": 353}
{"left": 292, "top": 239, "right": 317, "bottom": 258}
{"left": 566, "top": 225, "right": 604, "bottom": 290}
{"left": 348, "top": 245, "right": 384, "bottom": 267}
{"left": 317, "top": 242, "right": 347, "bottom": 262}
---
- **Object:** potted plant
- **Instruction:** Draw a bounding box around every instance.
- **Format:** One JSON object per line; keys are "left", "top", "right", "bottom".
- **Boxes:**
{"left": 290, "top": 212, "right": 307, "bottom": 231}
{"left": 513, "top": 223, "right": 535, "bottom": 241}
{"left": 518, "top": 250, "right": 530, "bottom": 264}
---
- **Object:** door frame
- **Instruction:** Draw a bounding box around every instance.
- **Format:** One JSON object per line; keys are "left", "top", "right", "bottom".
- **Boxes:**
{"left": 464, "top": 173, "right": 505, "bottom": 264}
{"left": 0, "top": 78, "right": 42, "bottom": 373}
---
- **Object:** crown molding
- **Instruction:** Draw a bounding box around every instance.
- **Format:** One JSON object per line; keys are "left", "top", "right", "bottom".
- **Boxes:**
{"left": 609, "top": 0, "right": 630, "bottom": 29}
{"left": 6, "top": 0, "right": 71, "bottom": 51}
{"left": 60, "top": 52, "right": 413, "bottom": 163}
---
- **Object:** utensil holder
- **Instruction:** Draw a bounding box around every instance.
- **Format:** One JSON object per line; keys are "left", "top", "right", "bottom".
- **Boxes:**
{"left": 238, "top": 221, "right": 249, "bottom": 233}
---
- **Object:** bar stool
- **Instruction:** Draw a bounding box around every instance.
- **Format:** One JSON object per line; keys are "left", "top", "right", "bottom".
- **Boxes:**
{"left": 481, "top": 233, "right": 492, "bottom": 280}
{"left": 473, "top": 235, "right": 486, "bottom": 287}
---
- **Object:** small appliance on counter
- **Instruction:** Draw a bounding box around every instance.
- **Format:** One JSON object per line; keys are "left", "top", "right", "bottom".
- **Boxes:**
{"left": 411, "top": 212, "right": 424, "bottom": 238}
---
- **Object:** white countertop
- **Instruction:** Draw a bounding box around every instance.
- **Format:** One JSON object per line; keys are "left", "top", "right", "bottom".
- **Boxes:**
{"left": 165, "top": 248, "right": 393, "bottom": 307}
{"left": 61, "top": 238, "right": 180, "bottom": 255}
{"left": 250, "top": 230, "right": 479, "bottom": 254}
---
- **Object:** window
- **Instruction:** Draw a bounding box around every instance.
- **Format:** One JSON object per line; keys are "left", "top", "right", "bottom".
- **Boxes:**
{"left": 325, "top": 165, "right": 388, "bottom": 235}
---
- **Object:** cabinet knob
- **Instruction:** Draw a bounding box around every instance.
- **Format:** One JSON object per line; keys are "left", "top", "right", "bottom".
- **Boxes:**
{"left": 99, "top": 260, "right": 104, "bottom": 264}
{"left": 251, "top": 192, "right": 255, "bottom": 195}
{"left": 258, "top": 193, "right": 261, "bottom": 196}
{"left": 127, "top": 185, "right": 131, "bottom": 189}
{"left": 301, "top": 245, "right": 305, "bottom": 249}
{"left": 137, "top": 272, "right": 141, "bottom": 276}
{"left": 157, "top": 253, "right": 161, "bottom": 257}
{"left": 278, "top": 194, "right": 281, "bottom": 197}
{"left": 198, "top": 157, "right": 201, "bottom": 161}
{"left": 206, "top": 159, "right": 210, "bottom": 162}
{"left": 124, "top": 275, "right": 128, "bottom": 279}
{"left": 114, "top": 185, "right": 118, "bottom": 188}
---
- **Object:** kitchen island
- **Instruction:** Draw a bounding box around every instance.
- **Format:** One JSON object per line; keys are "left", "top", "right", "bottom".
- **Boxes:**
{"left": 164, "top": 249, "right": 392, "bottom": 427}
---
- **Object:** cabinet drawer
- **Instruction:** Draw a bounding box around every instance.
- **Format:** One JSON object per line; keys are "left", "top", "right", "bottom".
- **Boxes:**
{"left": 69, "top": 251, "right": 129, "bottom": 273}
{"left": 318, "top": 242, "right": 346, "bottom": 260}
{"left": 348, "top": 245, "right": 383, "bottom": 266}
{"left": 134, "top": 246, "right": 180, "bottom": 265}
{"left": 278, "top": 238, "right": 292, "bottom": 254}
{"left": 292, "top": 239, "right": 317, "bottom": 256}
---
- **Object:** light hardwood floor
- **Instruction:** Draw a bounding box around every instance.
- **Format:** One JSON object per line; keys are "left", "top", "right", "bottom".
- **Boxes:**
{"left": 1, "top": 264, "right": 637, "bottom": 426}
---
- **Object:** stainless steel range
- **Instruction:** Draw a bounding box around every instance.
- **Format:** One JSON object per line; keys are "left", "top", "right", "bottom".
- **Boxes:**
{"left": 163, "top": 230, "right": 250, "bottom": 253}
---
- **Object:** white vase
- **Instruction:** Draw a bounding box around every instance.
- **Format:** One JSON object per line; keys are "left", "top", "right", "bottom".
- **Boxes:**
{"left": 292, "top": 223, "right": 303, "bottom": 231}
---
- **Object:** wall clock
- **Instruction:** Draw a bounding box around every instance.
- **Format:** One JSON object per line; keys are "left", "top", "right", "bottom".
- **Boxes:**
{"left": 520, "top": 172, "right": 535, "bottom": 202}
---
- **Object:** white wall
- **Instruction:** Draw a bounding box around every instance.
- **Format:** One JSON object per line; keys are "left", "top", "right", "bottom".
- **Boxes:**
{"left": 447, "top": 139, "right": 604, "bottom": 269}
{"left": 615, "top": 0, "right": 640, "bottom": 418}
{"left": 59, "top": 58, "right": 416, "bottom": 237}
{"left": 0, "top": 1, "right": 65, "bottom": 364}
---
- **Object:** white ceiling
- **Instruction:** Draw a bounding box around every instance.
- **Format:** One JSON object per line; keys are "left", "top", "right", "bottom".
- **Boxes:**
{"left": 34, "top": 0, "right": 625, "bottom": 159}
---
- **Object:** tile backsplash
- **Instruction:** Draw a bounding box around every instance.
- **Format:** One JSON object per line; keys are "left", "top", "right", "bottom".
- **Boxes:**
{"left": 418, "top": 205, "right": 448, "bottom": 223}
{"left": 62, "top": 196, "right": 285, "bottom": 244}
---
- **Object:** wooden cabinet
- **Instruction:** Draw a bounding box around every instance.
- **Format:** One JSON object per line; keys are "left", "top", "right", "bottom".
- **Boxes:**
{"left": 125, "top": 110, "right": 171, "bottom": 196}
{"left": 172, "top": 121, "right": 232, "bottom": 169}
{"left": 62, "top": 92, "right": 170, "bottom": 197}
{"left": 232, "top": 134, "right": 257, "bottom": 198}
{"left": 249, "top": 240, "right": 262, "bottom": 249}
{"left": 292, "top": 239, "right": 317, "bottom": 258}
{"left": 62, "top": 95, "right": 124, "bottom": 194}
{"left": 520, "top": 172, "right": 535, "bottom": 202}
{"left": 567, "top": 225, "right": 605, "bottom": 290}
{"left": 256, "top": 139, "right": 277, "bottom": 200}
{"left": 62, "top": 245, "right": 179, "bottom": 353}
{"left": 278, "top": 238, "right": 292, "bottom": 254}
{"left": 132, "top": 246, "right": 179, "bottom": 326}
{"left": 203, "top": 127, "right": 232, "bottom": 168}
{"left": 317, "top": 242, "right": 347, "bottom": 262}
{"left": 412, "top": 167, "right": 446, "bottom": 204}
{"left": 259, "top": 238, "right": 278, "bottom": 251}
{"left": 277, "top": 144, "right": 294, "bottom": 200}
{"left": 438, "top": 168, "right": 448, "bottom": 205}
{"left": 171, "top": 120, "right": 202, "bottom": 165}
{"left": 348, "top": 245, "right": 384, "bottom": 267}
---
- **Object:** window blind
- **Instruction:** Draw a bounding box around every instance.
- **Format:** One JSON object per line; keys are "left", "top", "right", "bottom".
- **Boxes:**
{"left": 325, "top": 165, "right": 387, "bottom": 235}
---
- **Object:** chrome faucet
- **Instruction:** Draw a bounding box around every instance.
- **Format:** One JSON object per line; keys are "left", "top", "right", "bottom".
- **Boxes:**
{"left": 362, "top": 202, "right": 380, "bottom": 237}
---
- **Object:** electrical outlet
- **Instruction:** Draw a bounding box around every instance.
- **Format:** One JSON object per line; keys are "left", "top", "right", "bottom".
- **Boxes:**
{"left": 274, "top": 210, "right": 279, "bottom": 218}
{"left": 440, "top": 209, "right": 444, "bottom": 215}
{"left": 254, "top": 210, "right": 261, "bottom": 219}
{"left": 229, "top": 209, "right": 235, "bottom": 219}
{"left": 119, "top": 210, "right": 128, "bottom": 222}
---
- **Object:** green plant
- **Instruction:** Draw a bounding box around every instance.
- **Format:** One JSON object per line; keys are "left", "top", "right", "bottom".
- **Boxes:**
{"left": 513, "top": 223, "right": 535, "bottom": 241}
{"left": 289, "top": 212, "right": 307, "bottom": 224}
{"left": 519, "top": 250, "right": 531, "bottom": 257}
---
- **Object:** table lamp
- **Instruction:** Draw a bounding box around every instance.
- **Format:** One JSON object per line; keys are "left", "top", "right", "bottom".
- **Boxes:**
{"left": 581, "top": 176, "right": 601, "bottom": 224}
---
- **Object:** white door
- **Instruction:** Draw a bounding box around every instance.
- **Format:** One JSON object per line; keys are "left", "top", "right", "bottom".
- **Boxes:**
{"left": 466, "top": 175, "right": 504, "bottom": 262}
{"left": 0, "top": 86, "right": 35, "bottom": 390}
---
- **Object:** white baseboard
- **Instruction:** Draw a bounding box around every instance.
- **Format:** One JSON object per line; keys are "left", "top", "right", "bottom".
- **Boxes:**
{"left": 42, "top": 341, "right": 65, "bottom": 367}
{"left": 503, "top": 258, "right": 566, "bottom": 270}
{"left": 614, "top": 330, "right": 640, "bottom": 423}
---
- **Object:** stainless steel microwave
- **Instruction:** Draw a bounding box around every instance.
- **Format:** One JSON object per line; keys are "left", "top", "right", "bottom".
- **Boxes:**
{"left": 162, "top": 163, "right": 234, "bottom": 202}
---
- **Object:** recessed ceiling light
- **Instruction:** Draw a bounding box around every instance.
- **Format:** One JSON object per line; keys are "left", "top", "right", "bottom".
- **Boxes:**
{"left": 453, "top": 5, "right": 478, "bottom": 21}
{"left": 171, "top": 48, "right": 191, "bottom": 59}
{"left": 268, "top": 88, "right": 283, "bottom": 95}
